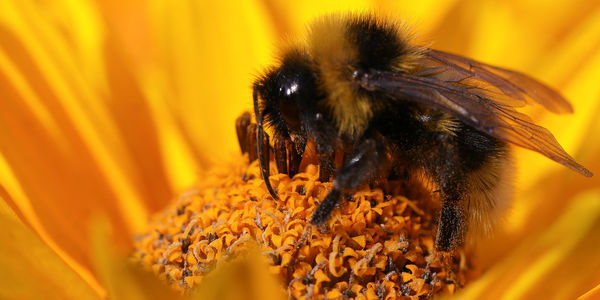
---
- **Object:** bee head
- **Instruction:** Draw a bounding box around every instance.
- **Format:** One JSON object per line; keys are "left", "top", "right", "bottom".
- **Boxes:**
{"left": 252, "top": 51, "right": 320, "bottom": 199}
{"left": 254, "top": 52, "right": 320, "bottom": 140}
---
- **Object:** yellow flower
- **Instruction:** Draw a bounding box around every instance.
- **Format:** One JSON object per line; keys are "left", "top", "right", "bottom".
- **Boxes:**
{"left": 133, "top": 159, "right": 467, "bottom": 298}
{"left": 1, "top": 0, "right": 599, "bottom": 299}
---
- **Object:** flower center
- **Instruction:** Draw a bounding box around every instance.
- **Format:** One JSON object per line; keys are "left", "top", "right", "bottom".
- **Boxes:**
{"left": 132, "top": 158, "right": 474, "bottom": 297}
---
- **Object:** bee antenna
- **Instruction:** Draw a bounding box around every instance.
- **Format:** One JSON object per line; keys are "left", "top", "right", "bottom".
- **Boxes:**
{"left": 253, "top": 83, "right": 279, "bottom": 200}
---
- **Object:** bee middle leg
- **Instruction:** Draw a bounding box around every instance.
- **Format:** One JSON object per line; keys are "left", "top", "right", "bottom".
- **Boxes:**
{"left": 433, "top": 161, "right": 470, "bottom": 252}
{"left": 435, "top": 189, "right": 466, "bottom": 252}
{"left": 319, "top": 150, "right": 335, "bottom": 182}
{"left": 310, "top": 138, "right": 387, "bottom": 225}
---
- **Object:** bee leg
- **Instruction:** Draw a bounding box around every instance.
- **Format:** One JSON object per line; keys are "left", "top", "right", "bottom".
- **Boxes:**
{"left": 235, "top": 112, "right": 252, "bottom": 154}
{"left": 257, "top": 127, "right": 279, "bottom": 199}
{"left": 246, "top": 123, "right": 259, "bottom": 162}
{"left": 306, "top": 112, "right": 336, "bottom": 177}
{"left": 273, "top": 135, "right": 287, "bottom": 174}
{"left": 319, "top": 150, "right": 335, "bottom": 182}
{"left": 260, "top": 130, "right": 271, "bottom": 172}
{"left": 435, "top": 188, "right": 466, "bottom": 252}
{"left": 288, "top": 137, "right": 306, "bottom": 177}
{"left": 311, "top": 138, "right": 385, "bottom": 225}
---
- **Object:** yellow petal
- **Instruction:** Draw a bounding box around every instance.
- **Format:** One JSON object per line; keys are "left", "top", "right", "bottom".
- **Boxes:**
{"left": 0, "top": 0, "right": 186, "bottom": 276}
{"left": 144, "top": 0, "right": 277, "bottom": 169}
{"left": 0, "top": 213, "right": 100, "bottom": 299}
{"left": 0, "top": 153, "right": 105, "bottom": 296}
{"left": 512, "top": 5, "right": 600, "bottom": 191}
{"left": 262, "top": 0, "right": 372, "bottom": 36}
{"left": 0, "top": 0, "right": 150, "bottom": 230}
{"left": 459, "top": 189, "right": 600, "bottom": 299}
{"left": 92, "top": 0, "right": 201, "bottom": 191}
{"left": 375, "top": 0, "right": 463, "bottom": 34}
{"left": 192, "top": 246, "right": 286, "bottom": 300}
{"left": 579, "top": 283, "right": 600, "bottom": 300}
{"left": 91, "top": 216, "right": 183, "bottom": 300}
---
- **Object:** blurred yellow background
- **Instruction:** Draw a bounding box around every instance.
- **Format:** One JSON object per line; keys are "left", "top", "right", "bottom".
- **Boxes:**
{"left": 1, "top": 0, "right": 599, "bottom": 299}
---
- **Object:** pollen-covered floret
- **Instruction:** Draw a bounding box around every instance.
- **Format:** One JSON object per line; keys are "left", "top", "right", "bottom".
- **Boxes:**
{"left": 132, "top": 156, "right": 474, "bottom": 298}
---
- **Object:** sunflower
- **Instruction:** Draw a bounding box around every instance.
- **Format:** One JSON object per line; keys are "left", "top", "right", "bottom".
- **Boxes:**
{"left": 1, "top": 0, "right": 599, "bottom": 299}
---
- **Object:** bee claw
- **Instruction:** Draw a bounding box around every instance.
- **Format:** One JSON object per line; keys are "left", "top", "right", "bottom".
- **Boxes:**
{"left": 257, "top": 128, "right": 279, "bottom": 200}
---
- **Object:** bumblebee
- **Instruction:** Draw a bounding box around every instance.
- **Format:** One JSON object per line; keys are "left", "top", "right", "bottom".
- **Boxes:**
{"left": 235, "top": 14, "right": 593, "bottom": 252}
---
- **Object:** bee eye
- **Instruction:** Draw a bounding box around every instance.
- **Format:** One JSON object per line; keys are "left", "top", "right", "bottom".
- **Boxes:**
{"left": 259, "top": 59, "right": 319, "bottom": 135}
{"left": 282, "top": 82, "right": 299, "bottom": 97}
{"left": 278, "top": 74, "right": 303, "bottom": 100}
{"left": 275, "top": 72, "right": 308, "bottom": 131}
{"left": 278, "top": 83, "right": 301, "bottom": 130}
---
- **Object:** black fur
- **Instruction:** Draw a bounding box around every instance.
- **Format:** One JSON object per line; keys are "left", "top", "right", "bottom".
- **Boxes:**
{"left": 251, "top": 15, "right": 507, "bottom": 251}
{"left": 256, "top": 50, "right": 320, "bottom": 141}
{"left": 347, "top": 16, "right": 408, "bottom": 70}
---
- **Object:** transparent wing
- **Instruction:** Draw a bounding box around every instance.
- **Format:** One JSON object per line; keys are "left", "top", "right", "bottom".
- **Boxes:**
{"left": 418, "top": 49, "right": 574, "bottom": 114}
{"left": 355, "top": 55, "right": 592, "bottom": 177}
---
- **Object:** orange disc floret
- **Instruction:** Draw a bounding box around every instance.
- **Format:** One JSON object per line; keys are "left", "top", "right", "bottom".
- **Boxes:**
{"left": 132, "top": 156, "right": 474, "bottom": 298}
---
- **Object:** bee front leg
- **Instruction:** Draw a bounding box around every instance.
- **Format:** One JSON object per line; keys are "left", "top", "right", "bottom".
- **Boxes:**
{"left": 310, "top": 138, "right": 386, "bottom": 225}
{"left": 273, "top": 135, "right": 288, "bottom": 174}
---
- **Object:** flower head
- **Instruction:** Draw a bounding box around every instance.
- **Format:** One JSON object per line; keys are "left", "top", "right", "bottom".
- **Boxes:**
{"left": 133, "top": 159, "right": 474, "bottom": 298}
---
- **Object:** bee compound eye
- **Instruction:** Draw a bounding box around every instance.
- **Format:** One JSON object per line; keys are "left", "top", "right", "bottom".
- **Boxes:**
{"left": 278, "top": 76, "right": 303, "bottom": 100}
{"left": 283, "top": 82, "right": 299, "bottom": 97}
